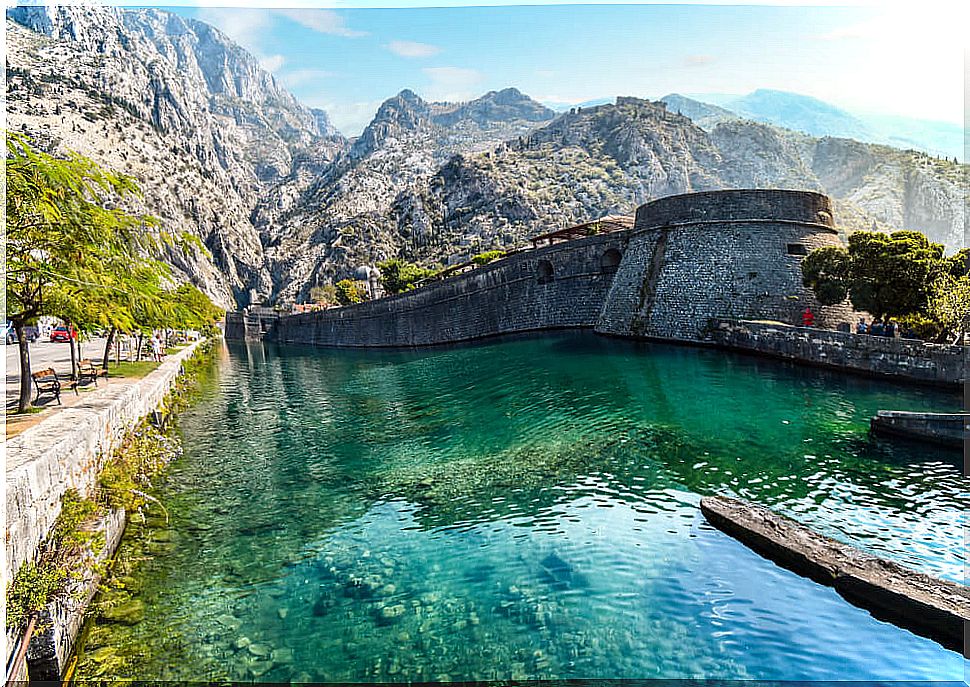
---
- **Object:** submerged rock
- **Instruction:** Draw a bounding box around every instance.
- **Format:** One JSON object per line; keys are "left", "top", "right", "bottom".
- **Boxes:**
{"left": 539, "top": 551, "right": 588, "bottom": 590}
{"left": 312, "top": 591, "right": 336, "bottom": 616}
{"left": 378, "top": 603, "right": 407, "bottom": 624}
{"left": 101, "top": 599, "right": 146, "bottom": 625}
{"left": 248, "top": 642, "right": 271, "bottom": 657}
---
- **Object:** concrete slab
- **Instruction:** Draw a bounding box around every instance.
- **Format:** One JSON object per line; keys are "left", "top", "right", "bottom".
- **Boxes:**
{"left": 700, "top": 494, "right": 969, "bottom": 656}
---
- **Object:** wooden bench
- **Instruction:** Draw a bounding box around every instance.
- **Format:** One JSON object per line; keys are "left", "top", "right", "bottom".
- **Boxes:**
{"left": 30, "top": 368, "right": 65, "bottom": 405}
{"left": 77, "top": 359, "right": 107, "bottom": 388}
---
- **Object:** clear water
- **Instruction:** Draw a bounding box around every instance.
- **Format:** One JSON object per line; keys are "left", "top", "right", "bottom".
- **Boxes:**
{"left": 75, "top": 333, "right": 967, "bottom": 681}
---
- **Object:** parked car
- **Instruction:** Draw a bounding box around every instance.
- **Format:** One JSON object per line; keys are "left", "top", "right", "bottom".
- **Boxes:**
{"left": 50, "top": 325, "right": 77, "bottom": 342}
{"left": 3, "top": 322, "right": 38, "bottom": 344}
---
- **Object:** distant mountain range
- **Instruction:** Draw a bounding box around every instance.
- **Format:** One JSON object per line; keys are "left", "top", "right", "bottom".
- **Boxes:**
{"left": 7, "top": 6, "right": 967, "bottom": 308}
{"left": 657, "top": 90, "right": 963, "bottom": 162}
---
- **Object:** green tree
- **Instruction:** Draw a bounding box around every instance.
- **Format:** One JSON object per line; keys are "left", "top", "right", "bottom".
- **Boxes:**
{"left": 310, "top": 284, "right": 338, "bottom": 306}
{"left": 5, "top": 133, "right": 158, "bottom": 411}
{"left": 844, "top": 231, "right": 944, "bottom": 320}
{"left": 927, "top": 275, "right": 970, "bottom": 343}
{"left": 377, "top": 258, "right": 437, "bottom": 294}
{"left": 335, "top": 279, "right": 365, "bottom": 306}
{"left": 801, "top": 246, "right": 850, "bottom": 305}
{"left": 944, "top": 248, "right": 970, "bottom": 278}
{"left": 802, "top": 230, "right": 946, "bottom": 321}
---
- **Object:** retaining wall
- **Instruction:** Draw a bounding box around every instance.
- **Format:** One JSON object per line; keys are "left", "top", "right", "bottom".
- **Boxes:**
{"left": 705, "top": 319, "right": 967, "bottom": 387}
{"left": 4, "top": 340, "right": 202, "bottom": 585}
{"left": 274, "top": 233, "right": 629, "bottom": 347}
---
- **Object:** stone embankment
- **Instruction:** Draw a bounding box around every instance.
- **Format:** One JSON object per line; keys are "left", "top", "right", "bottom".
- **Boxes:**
{"left": 4, "top": 340, "right": 204, "bottom": 679}
{"left": 705, "top": 319, "right": 967, "bottom": 388}
{"left": 700, "top": 495, "right": 970, "bottom": 655}
{"left": 870, "top": 410, "right": 967, "bottom": 448}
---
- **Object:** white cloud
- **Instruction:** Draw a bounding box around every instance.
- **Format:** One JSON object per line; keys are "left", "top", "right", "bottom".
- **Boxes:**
{"left": 276, "top": 9, "right": 367, "bottom": 38}
{"left": 422, "top": 66, "right": 484, "bottom": 102}
{"left": 385, "top": 40, "right": 441, "bottom": 58}
{"left": 259, "top": 54, "right": 286, "bottom": 73}
{"left": 280, "top": 68, "right": 338, "bottom": 89}
{"left": 197, "top": 8, "right": 271, "bottom": 53}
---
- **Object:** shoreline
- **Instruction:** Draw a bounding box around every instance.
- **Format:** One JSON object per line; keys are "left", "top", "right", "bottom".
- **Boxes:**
{"left": 5, "top": 339, "right": 210, "bottom": 681}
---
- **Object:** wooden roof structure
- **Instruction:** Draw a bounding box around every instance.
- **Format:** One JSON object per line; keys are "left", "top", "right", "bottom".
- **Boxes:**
{"left": 530, "top": 214, "right": 635, "bottom": 248}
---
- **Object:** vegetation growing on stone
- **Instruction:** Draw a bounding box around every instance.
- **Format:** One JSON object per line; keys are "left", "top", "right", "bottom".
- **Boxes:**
{"left": 4, "top": 341, "right": 214, "bottom": 637}
{"left": 377, "top": 259, "right": 438, "bottom": 294}
{"left": 471, "top": 250, "right": 506, "bottom": 266}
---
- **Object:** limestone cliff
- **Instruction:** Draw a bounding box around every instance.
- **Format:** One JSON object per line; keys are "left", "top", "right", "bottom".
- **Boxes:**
{"left": 6, "top": 6, "right": 346, "bottom": 307}
{"left": 8, "top": 7, "right": 966, "bottom": 308}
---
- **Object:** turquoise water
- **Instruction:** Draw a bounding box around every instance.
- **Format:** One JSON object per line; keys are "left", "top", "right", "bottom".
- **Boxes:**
{"left": 76, "top": 333, "right": 966, "bottom": 681}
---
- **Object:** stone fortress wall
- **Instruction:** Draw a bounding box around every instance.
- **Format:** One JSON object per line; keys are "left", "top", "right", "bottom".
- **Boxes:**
{"left": 596, "top": 189, "right": 855, "bottom": 340}
{"left": 274, "top": 232, "right": 629, "bottom": 347}
{"left": 271, "top": 189, "right": 852, "bottom": 348}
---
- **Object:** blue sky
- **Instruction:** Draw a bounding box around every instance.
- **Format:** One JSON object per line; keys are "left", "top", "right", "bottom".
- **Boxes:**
{"left": 157, "top": 3, "right": 965, "bottom": 136}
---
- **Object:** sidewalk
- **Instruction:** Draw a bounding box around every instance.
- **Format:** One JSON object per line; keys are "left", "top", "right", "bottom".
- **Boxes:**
{"left": 5, "top": 338, "right": 173, "bottom": 438}
{"left": 6, "top": 340, "right": 204, "bottom": 585}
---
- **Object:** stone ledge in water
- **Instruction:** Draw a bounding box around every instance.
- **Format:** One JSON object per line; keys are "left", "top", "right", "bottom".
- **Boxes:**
{"left": 699, "top": 494, "right": 969, "bottom": 656}
{"left": 870, "top": 410, "right": 967, "bottom": 449}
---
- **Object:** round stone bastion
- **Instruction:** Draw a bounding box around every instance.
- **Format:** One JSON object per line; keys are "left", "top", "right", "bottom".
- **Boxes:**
{"left": 596, "top": 189, "right": 854, "bottom": 341}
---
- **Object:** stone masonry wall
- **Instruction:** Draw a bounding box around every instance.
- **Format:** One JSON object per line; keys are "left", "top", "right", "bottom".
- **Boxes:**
{"left": 273, "top": 233, "right": 629, "bottom": 347}
{"left": 4, "top": 341, "right": 202, "bottom": 584}
{"left": 705, "top": 319, "right": 967, "bottom": 387}
{"left": 596, "top": 190, "right": 855, "bottom": 340}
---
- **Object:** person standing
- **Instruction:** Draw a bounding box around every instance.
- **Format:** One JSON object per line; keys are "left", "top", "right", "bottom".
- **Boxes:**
{"left": 150, "top": 333, "right": 164, "bottom": 362}
{"left": 801, "top": 307, "right": 815, "bottom": 327}
{"left": 856, "top": 317, "right": 868, "bottom": 334}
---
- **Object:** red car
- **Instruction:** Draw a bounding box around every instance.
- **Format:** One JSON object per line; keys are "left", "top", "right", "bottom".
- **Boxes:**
{"left": 50, "top": 325, "right": 77, "bottom": 342}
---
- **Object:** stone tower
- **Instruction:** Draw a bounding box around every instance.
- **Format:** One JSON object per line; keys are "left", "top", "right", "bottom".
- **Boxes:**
{"left": 595, "top": 189, "right": 855, "bottom": 340}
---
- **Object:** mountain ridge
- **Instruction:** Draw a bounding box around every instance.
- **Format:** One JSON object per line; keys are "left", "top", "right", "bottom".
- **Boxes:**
{"left": 7, "top": 7, "right": 966, "bottom": 308}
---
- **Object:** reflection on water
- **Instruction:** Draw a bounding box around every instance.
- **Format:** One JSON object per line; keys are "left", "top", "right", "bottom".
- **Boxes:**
{"left": 74, "top": 333, "right": 966, "bottom": 681}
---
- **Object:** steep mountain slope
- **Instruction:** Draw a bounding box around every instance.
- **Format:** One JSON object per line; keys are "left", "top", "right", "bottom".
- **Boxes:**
{"left": 257, "top": 88, "right": 557, "bottom": 300}
{"left": 6, "top": 6, "right": 346, "bottom": 307}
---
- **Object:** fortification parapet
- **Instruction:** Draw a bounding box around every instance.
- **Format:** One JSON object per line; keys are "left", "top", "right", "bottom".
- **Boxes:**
{"left": 634, "top": 189, "right": 836, "bottom": 232}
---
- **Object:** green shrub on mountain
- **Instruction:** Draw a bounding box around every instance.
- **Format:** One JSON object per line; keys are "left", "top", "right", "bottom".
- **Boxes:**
{"left": 377, "top": 259, "right": 437, "bottom": 294}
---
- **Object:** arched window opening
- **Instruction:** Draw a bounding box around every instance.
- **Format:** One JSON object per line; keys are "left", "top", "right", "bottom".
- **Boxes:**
{"left": 600, "top": 248, "right": 622, "bottom": 272}
{"left": 537, "top": 259, "right": 554, "bottom": 284}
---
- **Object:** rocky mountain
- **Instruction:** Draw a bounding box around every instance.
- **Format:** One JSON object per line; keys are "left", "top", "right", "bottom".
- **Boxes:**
{"left": 387, "top": 98, "right": 965, "bottom": 280}
{"left": 659, "top": 94, "right": 737, "bottom": 130}
{"left": 7, "top": 7, "right": 967, "bottom": 308}
{"left": 6, "top": 5, "right": 346, "bottom": 307}
{"left": 255, "top": 88, "right": 557, "bottom": 300}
